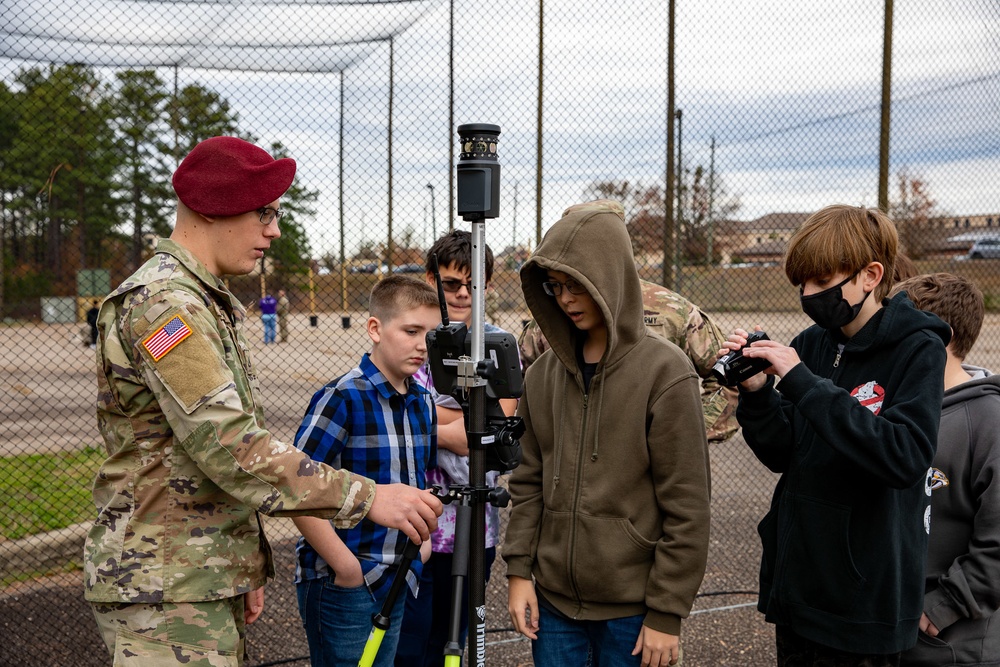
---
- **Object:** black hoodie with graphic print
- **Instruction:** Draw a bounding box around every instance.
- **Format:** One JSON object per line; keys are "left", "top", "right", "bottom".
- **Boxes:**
{"left": 738, "top": 292, "right": 950, "bottom": 654}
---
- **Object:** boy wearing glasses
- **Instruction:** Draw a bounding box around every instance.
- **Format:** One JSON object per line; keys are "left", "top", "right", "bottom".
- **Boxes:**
{"left": 504, "top": 200, "right": 711, "bottom": 666}
{"left": 394, "top": 230, "right": 518, "bottom": 666}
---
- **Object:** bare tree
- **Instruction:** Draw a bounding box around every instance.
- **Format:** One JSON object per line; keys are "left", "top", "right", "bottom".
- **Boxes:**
{"left": 890, "top": 169, "right": 937, "bottom": 259}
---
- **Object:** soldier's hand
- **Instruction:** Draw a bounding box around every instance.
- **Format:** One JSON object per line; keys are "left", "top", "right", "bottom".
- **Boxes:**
{"left": 368, "top": 484, "right": 443, "bottom": 543}
{"left": 244, "top": 587, "right": 265, "bottom": 624}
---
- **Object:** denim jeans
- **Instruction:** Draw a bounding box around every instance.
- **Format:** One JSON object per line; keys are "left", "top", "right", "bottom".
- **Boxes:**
{"left": 531, "top": 605, "right": 646, "bottom": 667}
{"left": 296, "top": 576, "right": 405, "bottom": 667}
{"left": 261, "top": 313, "right": 277, "bottom": 344}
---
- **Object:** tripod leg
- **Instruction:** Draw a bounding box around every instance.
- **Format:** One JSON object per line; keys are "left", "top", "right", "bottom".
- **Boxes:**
{"left": 359, "top": 539, "right": 421, "bottom": 667}
{"left": 443, "top": 495, "right": 471, "bottom": 664}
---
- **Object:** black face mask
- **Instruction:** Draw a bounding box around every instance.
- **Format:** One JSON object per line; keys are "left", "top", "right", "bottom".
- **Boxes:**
{"left": 800, "top": 273, "right": 871, "bottom": 330}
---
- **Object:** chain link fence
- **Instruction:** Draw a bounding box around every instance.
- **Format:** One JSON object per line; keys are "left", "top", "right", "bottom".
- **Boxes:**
{"left": 1, "top": 0, "right": 998, "bottom": 664}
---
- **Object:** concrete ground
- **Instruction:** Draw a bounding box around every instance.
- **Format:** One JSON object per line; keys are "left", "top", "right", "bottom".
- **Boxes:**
{"left": 7, "top": 307, "right": 997, "bottom": 665}
{"left": 0, "top": 434, "right": 777, "bottom": 667}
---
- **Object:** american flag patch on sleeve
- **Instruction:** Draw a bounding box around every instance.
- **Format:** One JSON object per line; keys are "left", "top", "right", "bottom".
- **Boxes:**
{"left": 142, "top": 315, "right": 193, "bottom": 361}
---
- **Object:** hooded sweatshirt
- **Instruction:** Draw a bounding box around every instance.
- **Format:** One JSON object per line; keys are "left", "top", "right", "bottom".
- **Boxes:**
{"left": 737, "top": 292, "right": 950, "bottom": 654}
{"left": 503, "top": 204, "right": 711, "bottom": 635}
{"left": 902, "top": 365, "right": 1000, "bottom": 667}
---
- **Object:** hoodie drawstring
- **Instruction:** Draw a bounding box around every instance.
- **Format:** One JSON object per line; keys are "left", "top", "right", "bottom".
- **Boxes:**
{"left": 590, "top": 376, "right": 604, "bottom": 462}
{"left": 552, "top": 371, "right": 567, "bottom": 488}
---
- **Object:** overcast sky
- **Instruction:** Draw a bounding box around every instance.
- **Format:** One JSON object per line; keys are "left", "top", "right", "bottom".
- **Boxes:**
{"left": 1, "top": 0, "right": 997, "bottom": 258}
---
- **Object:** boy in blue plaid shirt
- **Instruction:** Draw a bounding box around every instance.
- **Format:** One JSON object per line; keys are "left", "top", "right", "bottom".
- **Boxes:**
{"left": 292, "top": 275, "right": 441, "bottom": 667}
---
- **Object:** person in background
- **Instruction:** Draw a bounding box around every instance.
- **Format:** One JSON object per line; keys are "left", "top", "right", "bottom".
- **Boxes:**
{"left": 891, "top": 273, "right": 1000, "bottom": 667}
{"left": 518, "top": 199, "right": 738, "bottom": 443}
{"left": 86, "top": 299, "right": 100, "bottom": 349}
{"left": 724, "top": 205, "right": 950, "bottom": 665}
{"left": 277, "top": 288, "right": 291, "bottom": 342}
{"left": 394, "top": 229, "right": 518, "bottom": 667}
{"left": 86, "top": 136, "right": 441, "bottom": 667}
{"left": 259, "top": 292, "right": 278, "bottom": 344}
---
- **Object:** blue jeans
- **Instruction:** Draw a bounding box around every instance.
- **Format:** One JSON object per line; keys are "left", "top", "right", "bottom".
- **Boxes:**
{"left": 296, "top": 576, "right": 405, "bottom": 667}
{"left": 532, "top": 605, "right": 645, "bottom": 667}
{"left": 261, "top": 313, "right": 276, "bottom": 343}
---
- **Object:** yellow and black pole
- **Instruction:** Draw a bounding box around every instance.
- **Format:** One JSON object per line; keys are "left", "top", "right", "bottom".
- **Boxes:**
{"left": 358, "top": 539, "right": 421, "bottom": 667}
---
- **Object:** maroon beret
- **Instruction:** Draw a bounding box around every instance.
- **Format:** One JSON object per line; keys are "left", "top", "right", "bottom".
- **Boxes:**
{"left": 171, "top": 136, "right": 296, "bottom": 217}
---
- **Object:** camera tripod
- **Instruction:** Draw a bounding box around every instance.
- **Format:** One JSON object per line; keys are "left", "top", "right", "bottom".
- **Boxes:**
{"left": 358, "top": 124, "right": 522, "bottom": 667}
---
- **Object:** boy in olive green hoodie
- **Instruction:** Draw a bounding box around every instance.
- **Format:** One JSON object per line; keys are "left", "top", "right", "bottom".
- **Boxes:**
{"left": 504, "top": 200, "right": 711, "bottom": 666}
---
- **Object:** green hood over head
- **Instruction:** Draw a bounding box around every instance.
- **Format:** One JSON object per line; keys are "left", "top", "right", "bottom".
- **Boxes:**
{"left": 519, "top": 199, "right": 645, "bottom": 370}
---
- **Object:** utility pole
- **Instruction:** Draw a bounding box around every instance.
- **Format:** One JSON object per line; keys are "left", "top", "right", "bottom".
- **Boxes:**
{"left": 878, "top": 0, "right": 894, "bottom": 211}
{"left": 674, "top": 108, "right": 683, "bottom": 291}
{"left": 707, "top": 136, "right": 716, "bottom": 266}
{"left": 663, "top": 0, "right": 676, "bottom": 289}
{"left": 513, "top": 180, "right": 519, "bottom": 250}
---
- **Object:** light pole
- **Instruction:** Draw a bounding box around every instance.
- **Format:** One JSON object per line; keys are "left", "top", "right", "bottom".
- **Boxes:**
{"left": 674, "top": 108, "right": 683, "bottom": 291}
{"left": 427, "top": 183, "right": 436, "bottom": 243}
{"left": 512, "top": 180, "right": 519, "bottom": 250}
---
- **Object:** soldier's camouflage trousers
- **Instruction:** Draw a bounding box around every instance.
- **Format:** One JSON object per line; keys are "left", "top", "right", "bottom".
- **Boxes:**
{"left": 91, "top": 596, "right": 246, "bottom": 666}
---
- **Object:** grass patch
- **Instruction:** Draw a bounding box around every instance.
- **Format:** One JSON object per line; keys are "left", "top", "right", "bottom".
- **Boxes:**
{"left": 0, "top": 446, "right": 105, "bottom": 540}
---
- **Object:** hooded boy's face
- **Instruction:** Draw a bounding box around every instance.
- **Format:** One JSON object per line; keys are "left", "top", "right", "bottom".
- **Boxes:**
{"left": 545, "top": 269, "right": 605, "bottom": 332}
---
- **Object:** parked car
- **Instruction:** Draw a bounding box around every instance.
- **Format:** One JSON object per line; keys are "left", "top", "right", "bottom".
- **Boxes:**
{"left": 350, "top": 262, "right": 389, "bottom": 273}
{"left": 967, "top": 237, "right": 1000, "bottom": 259}
{"left": 393, "top": 263, "right": 425, "bottom": 273}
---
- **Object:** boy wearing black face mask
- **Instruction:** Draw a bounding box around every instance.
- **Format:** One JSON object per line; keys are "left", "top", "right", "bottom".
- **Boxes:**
{"left": 720, "top": 204, "right": 950, "bottom": 666}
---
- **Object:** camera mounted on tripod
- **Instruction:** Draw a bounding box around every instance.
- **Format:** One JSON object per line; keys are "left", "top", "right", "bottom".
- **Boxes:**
{"left": 425, "top": 123, "right": 523, "bottom": 475}
{"left": 425, "top": 252, "right": 524, "bottom": 474}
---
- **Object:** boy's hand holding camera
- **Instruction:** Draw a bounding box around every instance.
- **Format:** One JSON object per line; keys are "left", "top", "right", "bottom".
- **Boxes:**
{"left": 718, "top": 327, "right": 802, "bottom": 391}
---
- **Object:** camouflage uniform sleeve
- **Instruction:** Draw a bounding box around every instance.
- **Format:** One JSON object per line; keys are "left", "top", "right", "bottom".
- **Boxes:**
{"left": 126, "top": 289, "right": 375, "bottom": 528}
{"left": 683, "top": 308, "right": 739, "bottom": 442}
{"left": 517, "top": 319, "right": 548, "bottom": 372}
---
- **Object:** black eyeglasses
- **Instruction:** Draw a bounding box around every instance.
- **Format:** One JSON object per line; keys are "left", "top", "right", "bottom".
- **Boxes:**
{"left": 542, "top": 279, "right": 588, "bottom": 297}
{"left": 257, "top": 207, "right": 284, "bottom": 225}
{"left": 440, "top": 278, "right": 473, "bottom": 293}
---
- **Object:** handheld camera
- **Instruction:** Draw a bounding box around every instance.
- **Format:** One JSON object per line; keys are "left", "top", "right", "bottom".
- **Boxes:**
{"left": 712, "top": 330, "right": 773, "bottom": 386}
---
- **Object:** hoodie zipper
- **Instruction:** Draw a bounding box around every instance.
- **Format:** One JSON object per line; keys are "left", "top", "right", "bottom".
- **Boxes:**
{"left": 568, "top": 384, "right": 591, "bottom": 617}
{"left": 833, "top": 342, "right": 845, "bottom": 368}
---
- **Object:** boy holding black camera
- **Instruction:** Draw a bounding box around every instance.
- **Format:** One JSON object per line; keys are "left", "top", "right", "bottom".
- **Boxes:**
{"left": 723, "top": 205, "right": 950, "bottom": 665}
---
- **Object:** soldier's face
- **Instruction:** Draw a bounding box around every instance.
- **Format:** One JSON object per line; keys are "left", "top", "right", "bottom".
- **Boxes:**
{"left": 212, "top": 198, "right": 282, "bottom": 276}
{"left": 367, "top": 304, "right": 440, "bottom": 390}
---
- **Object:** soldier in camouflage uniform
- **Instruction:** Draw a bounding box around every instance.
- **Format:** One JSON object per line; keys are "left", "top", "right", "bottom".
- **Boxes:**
{"left": 85, "top": 136, "right": 442, "bottom": 666}
{"left": 518, "top": 199, "right": 739, "bottom": 442}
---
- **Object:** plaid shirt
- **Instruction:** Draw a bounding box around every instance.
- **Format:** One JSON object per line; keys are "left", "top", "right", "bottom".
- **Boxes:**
{"left": 293, "top": 353, "right": 436, "bottom": 599}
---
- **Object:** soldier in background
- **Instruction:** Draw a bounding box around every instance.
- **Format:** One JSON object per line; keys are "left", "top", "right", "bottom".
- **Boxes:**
{"left": 277, "top": 288, "right": 290, "bottom": 342}
{"left": 85, "top": 136, "right": 441, "bottom": 667}
{"left": 518, "top": 199, "right": 739, "bottom": 442}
